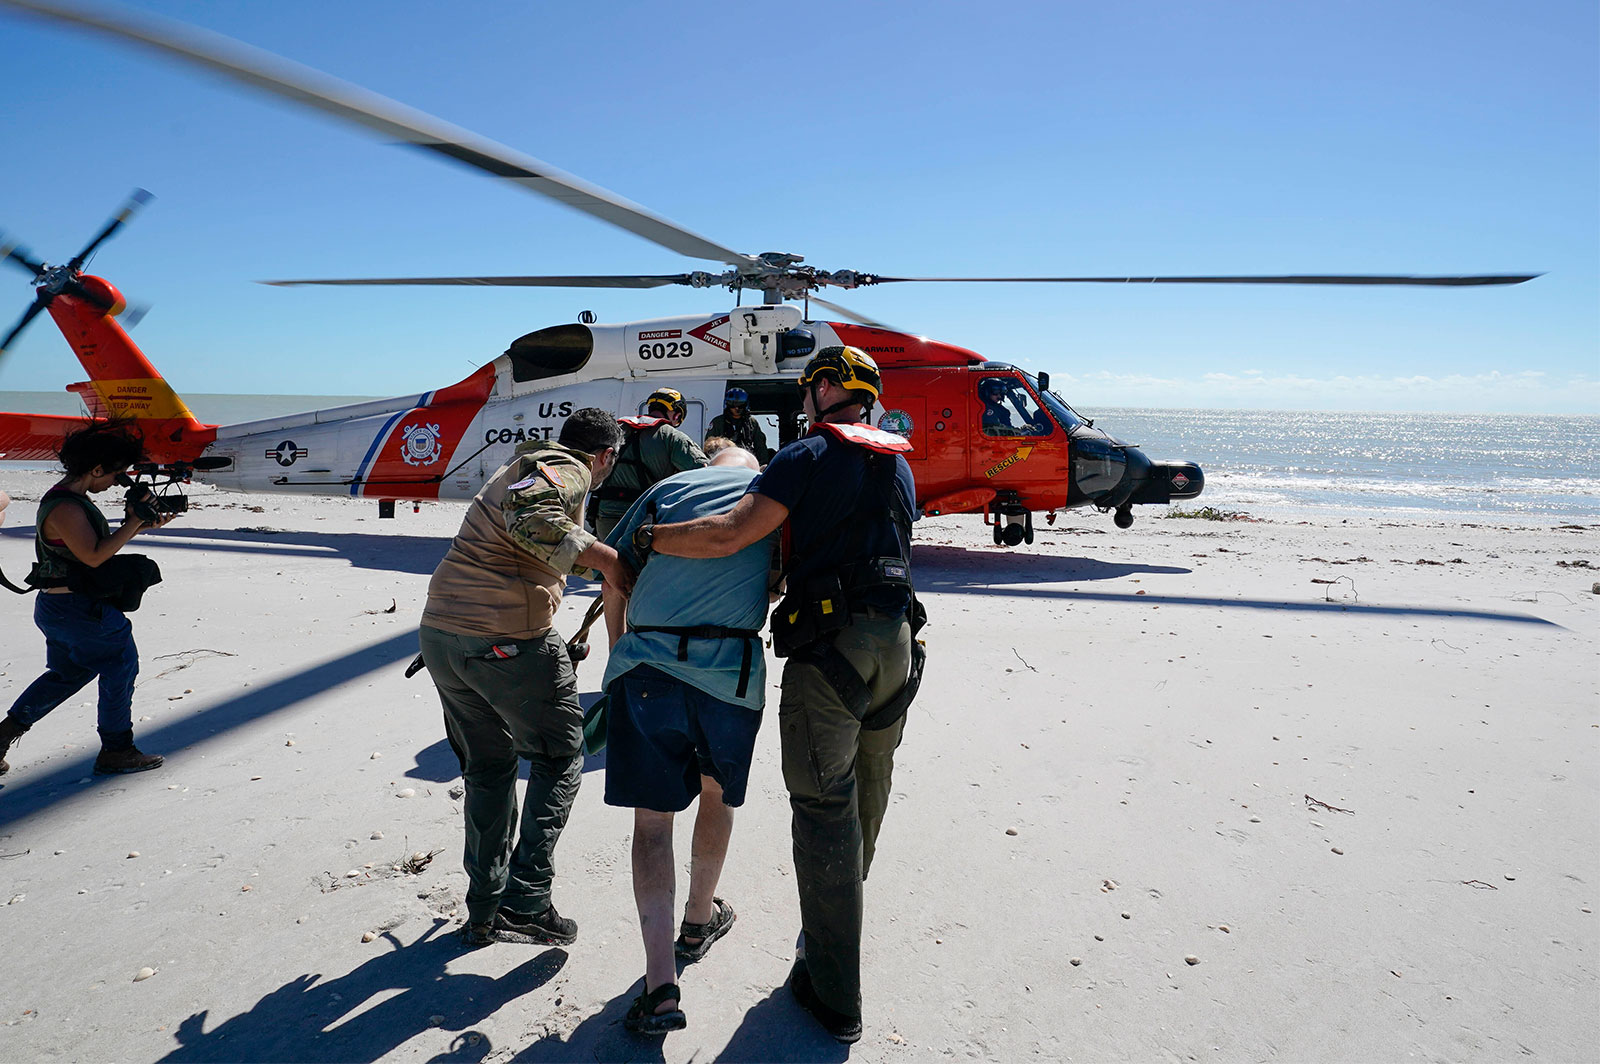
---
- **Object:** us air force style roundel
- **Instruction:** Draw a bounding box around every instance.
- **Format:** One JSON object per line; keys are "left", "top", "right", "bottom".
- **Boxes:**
{"left": 400, "top": 422, "right": 444, "bottom": 466}
{"left": 266, "top": 440, "right": 307, "bottom": 467}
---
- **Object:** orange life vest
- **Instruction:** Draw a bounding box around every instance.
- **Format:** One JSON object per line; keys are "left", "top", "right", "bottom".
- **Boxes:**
{"left": 809, "top": 420, "right": 914, "bottom": 454}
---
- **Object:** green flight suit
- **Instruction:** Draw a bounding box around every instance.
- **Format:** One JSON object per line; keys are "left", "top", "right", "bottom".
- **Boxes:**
{"left": 594, "top": 423, "right": 706, "bottom": 541}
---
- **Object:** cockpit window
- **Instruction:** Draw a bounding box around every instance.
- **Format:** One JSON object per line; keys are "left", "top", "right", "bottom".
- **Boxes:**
{"left": 978, "top": 375, "right": 1053, "bottom": 438}
{"left": 1024, "top": 372, "right": 1083, "bottom": 431}
{"left": 504, "top": 324, "right": 594, "bottom": 383}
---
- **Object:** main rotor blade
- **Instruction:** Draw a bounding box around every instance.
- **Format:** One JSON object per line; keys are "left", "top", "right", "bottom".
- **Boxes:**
{"left": 0, "top": 0, "right": 755, "bottom": 269}
{"left": 0, "top": 236, "right": 47, "bottom": 278}
{"left": 808, "top": 296, "right": 897, "bottom": 331}
{"left": 261, "top": 274, "right": 696, "bottom": 289}
{"left": 0, "top": 294, "right": 49, "bottom": 353}
{"left": 866, "top": 273, "right": 1541, "bottom": 287}
{"left": 67, "top": 187, "right": 152, "bottom": 271}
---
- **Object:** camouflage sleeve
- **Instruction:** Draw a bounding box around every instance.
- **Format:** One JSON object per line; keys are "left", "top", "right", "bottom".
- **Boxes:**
{"left": 667, "top": 426, "right": 709, "bottom": 472}
{"left": 501, "top": 457, "right": 597, "bottom": 576}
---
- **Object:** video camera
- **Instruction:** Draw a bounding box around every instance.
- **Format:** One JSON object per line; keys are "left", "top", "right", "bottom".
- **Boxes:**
{"left": 115, "top": 469, "right": 188, "bottom": 524}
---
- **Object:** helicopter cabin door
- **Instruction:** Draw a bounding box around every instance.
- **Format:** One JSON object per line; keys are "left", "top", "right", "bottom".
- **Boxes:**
{"left": 970, "top": 371, "right": 1059, "bottom": 493}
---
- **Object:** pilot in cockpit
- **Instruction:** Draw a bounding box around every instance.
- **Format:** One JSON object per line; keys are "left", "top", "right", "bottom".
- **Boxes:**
{"left": 980, "top": 377, "right": 1050, "bottom": 437}
{"left": 979, "top": 377, "right": 1016, "bottom": 435}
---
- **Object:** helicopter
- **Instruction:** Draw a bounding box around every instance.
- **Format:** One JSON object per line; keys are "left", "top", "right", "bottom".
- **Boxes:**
{"left": 0, "top": 0, "right": 1537, "bottom": 546}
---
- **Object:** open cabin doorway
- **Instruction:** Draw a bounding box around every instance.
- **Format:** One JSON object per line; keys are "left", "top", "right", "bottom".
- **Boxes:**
{"left": 726, "top": 378, "right": 805, "bottom": 455}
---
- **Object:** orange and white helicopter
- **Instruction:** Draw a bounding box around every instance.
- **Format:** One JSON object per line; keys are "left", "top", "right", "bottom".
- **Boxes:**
{"left": 0, "top": 0, "right": 1537, "bottom": 545}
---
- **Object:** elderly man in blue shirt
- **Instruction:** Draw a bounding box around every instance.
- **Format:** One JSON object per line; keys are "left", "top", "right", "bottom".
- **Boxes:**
{"left": 599, "top": 445, "right": 776, "bottom": 1035}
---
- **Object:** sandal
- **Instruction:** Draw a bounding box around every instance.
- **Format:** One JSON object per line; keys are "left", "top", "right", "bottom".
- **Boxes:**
{"left": 623, "top": 982, "right": 686, "bottom": 1034}
{"left": 674, "top": 897, "right": 735, "bottom": 961}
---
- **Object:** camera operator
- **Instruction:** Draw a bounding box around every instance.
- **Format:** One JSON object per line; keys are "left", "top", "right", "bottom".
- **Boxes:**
{"left": 0, "top": 424, "right": 178, "bottom": 777}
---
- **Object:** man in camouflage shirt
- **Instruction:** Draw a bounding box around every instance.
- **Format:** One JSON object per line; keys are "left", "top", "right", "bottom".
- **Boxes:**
{"left": 419, "top": 408, "right": 631, "bottom": 947}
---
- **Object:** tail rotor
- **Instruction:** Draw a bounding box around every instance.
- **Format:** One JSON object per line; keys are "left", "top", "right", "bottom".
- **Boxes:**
{"left": 0, "top": 188, "right": 153, "bottom": 359}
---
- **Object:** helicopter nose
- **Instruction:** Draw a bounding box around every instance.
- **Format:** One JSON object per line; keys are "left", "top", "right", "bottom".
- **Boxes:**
{"left": 1126, "top": 456, "right": 1206, "bottom": 505}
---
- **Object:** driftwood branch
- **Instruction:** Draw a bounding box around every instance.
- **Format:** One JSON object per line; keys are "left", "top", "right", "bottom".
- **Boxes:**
{"left": 1304, "top": 794, "right": 1355, "bottom": 815}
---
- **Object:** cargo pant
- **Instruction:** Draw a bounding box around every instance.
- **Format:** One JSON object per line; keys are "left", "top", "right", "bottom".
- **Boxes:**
{"left": 419, "top": 625, "right": 583, "bottom": 925}
{"left": 779, "top": 610, "right": 912, "bottom": 1020}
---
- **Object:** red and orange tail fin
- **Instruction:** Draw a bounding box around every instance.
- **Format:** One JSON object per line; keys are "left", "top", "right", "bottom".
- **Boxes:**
{"left": 36, "top": 278, "right": 216, "bottom": 462}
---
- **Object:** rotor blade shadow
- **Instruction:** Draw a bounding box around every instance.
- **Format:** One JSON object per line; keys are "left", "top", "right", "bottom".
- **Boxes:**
{"left": 132, "top": 525, "right": 452, "bottom": 575}
{"left": 988, "top": 587, "right": 1558, "bottom": 626}
{"left": 910, "top": 544, "right": 1558, "bottom": 626}
{"left": 0, "top": 629, "right": 419, "bottom": 832}
{"left": 912, "top": 543, "right": 1191, "bottom": 589}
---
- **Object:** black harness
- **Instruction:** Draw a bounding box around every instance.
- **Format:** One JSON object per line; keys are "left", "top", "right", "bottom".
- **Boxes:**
{"left": 626, "top": 624, "right": 763, "bottom": 698}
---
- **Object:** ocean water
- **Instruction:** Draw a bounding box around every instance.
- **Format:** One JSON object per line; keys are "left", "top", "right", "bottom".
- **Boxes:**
{"left": 3, "top": 392, "right": 1595, "bottom": 523}
{"left": 1087, "top": 407, "right": 1600, "bottom": 524}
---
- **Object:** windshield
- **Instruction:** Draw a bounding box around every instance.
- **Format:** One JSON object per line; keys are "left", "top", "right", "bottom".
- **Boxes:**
{"left": 1023, "top": 372, "right": 1084, "bottom": 431}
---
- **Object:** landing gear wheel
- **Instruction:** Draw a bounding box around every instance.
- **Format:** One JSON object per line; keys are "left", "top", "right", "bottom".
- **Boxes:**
{"left": 1001, "top": 523, "right": 1026, "bottom": 546}
{"left": 1114, "top": 505, "right": 1133, "bottom": 529}
{"left": 992, "top": 516, "right": 1004, "bottom": 545}
{"left": 1023, "top": 510, "right": 1034, "bottom": 544}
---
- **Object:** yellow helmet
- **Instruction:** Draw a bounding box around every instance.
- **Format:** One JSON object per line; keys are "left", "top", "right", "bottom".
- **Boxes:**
{"left": 798, "top": 346, "right": 882, "bottom": 403}
{"left": 646, "top": 387, "right": 687, "bottom": 421}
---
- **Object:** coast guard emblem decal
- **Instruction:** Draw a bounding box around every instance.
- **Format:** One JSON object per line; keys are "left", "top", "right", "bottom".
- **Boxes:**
{"left": 877, "top": 409, "right": 914, "bottom": 439}
{"left": 400, "top": 422, "right": 444, "bottom": 466}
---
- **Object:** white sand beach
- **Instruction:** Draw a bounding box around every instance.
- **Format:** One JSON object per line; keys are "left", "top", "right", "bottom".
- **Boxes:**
{"left": 1, "top": 469, "right": 1594, "bottom": 1062}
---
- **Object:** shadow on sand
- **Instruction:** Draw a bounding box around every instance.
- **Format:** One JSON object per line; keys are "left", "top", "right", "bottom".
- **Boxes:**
{"left": 129, "top": 524, "right": 452, "bottom": 576}
{"left": 155, "top": 921, "right": 567, "bottom": 1064}
{"left": 0, "top": 629, "right": 421, "bottom": 830}
{"left": 912, "top": 541, "right": 1190, "bottom": 591}
{"left": 910, "top": 542, "right": 1556, "bottom": 625}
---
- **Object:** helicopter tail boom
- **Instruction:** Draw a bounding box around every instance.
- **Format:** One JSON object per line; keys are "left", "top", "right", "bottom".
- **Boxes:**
{"left": 0, "top": 410, "right": 94, "bottom": 461}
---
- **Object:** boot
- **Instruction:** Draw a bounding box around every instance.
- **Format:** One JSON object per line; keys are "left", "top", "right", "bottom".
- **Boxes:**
{"left": 0, "top": 714, "right": 27, "bottom": 776}
{"left": 93, "top": 745, "right": 164, "bottom": 775}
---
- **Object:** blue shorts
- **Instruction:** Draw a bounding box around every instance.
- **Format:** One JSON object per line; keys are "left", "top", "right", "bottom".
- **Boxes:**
{"left": 603, "top": 664, "right": 762, "bottom": 812}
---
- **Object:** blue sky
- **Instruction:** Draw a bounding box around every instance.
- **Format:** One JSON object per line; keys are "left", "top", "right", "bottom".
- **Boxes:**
{"left": 0, "top": 0, "right": 1594, "bottom": 413}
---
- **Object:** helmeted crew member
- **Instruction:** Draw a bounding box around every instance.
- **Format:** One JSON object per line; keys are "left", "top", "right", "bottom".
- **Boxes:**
{"left": 592, "top": 387, "right": 708, "bottom": 542}
{"left": 635, "top": 346, "right": 924, "bottom": 1044}
{"left": 418, "top": 407, "right": 632, "bottom": 948}
{"left": 978, "top": 377, "right": 1017, "bottom": 435}
{"left": 707, "top": 387, "right": 772, "bottom": 464}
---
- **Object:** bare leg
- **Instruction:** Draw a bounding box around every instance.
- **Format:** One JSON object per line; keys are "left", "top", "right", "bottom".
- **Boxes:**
{"left": 632, "top": 808, "right": 679, "bottom": 1012}
{"left": 682, "top": 775, "right": 734, "bottom": 930}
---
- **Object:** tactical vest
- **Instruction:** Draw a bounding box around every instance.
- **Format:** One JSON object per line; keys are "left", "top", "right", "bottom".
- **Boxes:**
{"left": 769, "top": 422, "right": 925, "bottom": 731}
{"left": 591, "top": 416, "right": 670, "bottom": 506}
